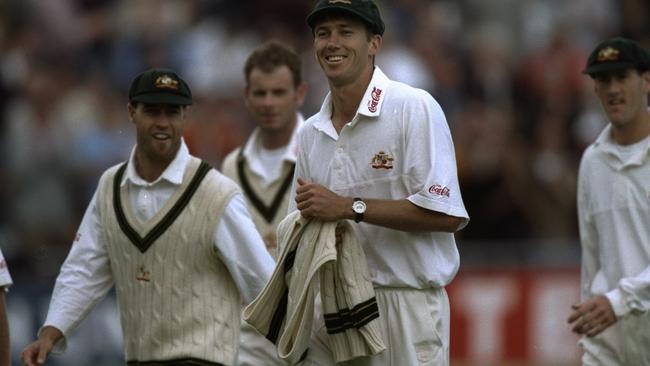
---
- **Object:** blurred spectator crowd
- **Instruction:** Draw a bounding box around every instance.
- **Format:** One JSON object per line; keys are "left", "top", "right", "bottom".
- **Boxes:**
{"left": 1, "top": 0, "right": 650, "bottom": 285}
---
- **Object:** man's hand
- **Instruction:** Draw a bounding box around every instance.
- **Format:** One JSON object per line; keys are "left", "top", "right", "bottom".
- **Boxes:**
{"left": 21, "top": 326, "right": 62, "bottom": 366}
{"left": 567, "top": 295, "right": 617, "bottom": 337}
{"left": 295, "top": 177, "right": 352, "bottom": 221}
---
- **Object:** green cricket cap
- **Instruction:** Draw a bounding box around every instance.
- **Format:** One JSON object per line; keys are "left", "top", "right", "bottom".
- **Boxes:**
{"left": 307, "top": 0, "right": 385, "bottom": 36}
{"left": 128, "top": 68, "right": 192, "bottom": 106}
{"left": 583, "top": 37, "right": 650, "bottom": 76}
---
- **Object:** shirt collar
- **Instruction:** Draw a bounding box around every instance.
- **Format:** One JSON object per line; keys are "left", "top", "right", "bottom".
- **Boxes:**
{"left": 241, "top": 113, "right": 304, "bottom": 181}
{"left": 312, "top": 67, "right": 390, "bottom": 135}
{"left": 593, "top": 124, "right": 650, "bottom": 167}
{"left": 356, "top": 66, "right": 390, "bottom": 118}
{"left": 122, "top": 139, "right": 190, "bottom": 187}
{"left": 592, "top": 124, "right": 614, "bottom": 150}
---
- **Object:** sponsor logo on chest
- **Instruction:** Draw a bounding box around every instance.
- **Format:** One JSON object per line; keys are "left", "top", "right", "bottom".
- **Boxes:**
{"left": 370, "top": 150, "right": 394, "bottom": 169}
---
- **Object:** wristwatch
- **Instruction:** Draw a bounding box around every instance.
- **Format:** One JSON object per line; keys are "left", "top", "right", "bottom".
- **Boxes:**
{"left": 352, "top": 197, "right": 366, "bottom": 223}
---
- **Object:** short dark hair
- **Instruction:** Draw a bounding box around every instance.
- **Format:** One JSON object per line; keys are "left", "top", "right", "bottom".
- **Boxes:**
{"left": 244, "top": 41, "right": 303, "bottom": 88}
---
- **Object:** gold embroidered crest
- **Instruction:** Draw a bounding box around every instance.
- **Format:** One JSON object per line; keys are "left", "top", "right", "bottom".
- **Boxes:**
{"left": 370, "top": 151, "right": 394, "bottom": 169}
{"left": 597, "top": 47, "right": 620, "bottom": 62}
{"left": 136, "top": 265, "right": 151, "bottom": 282}
{"left": 155, "top": 75, "right": 179, "bottom": 90}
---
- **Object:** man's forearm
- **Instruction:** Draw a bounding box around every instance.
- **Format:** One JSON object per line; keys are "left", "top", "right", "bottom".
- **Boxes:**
{"left": 357, "top": 198, "right": 463, "bottom": 232}
{"left": 38, "top": 326, "right": 64, "bottom": 345}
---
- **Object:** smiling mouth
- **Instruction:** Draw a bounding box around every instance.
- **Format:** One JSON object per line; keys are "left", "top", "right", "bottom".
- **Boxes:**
{"left": 325, "top": 55, "right": 345, "bottom": 63}
{"left": 607, "top": 102, "right": 625, "bottom": 112}
{"left": 152, "top": 133, "right": 170, "bottom": 140}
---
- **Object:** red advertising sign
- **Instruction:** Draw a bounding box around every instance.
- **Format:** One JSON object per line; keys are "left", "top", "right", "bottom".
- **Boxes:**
{"left": 448, "top": 268, "right": 581, "bottom": 365}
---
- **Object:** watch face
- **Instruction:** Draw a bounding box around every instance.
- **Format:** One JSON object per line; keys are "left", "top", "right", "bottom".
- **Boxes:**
{"left": 352, "top": 200, "right": 366, "bottom": 214}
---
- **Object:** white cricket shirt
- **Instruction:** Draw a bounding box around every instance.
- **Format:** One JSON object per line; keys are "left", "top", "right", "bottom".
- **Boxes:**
{"left": 43, "top": 141, "right": 275, "bottom": 342}
{"left": 240, "top": 113, "right": 303, "bottom": 187}
{"left": 577, "top": 124, "right": 650, "bottom": 316}
{"left": 290, "top": 67, "right": 468, "bottom": 289}
{"left": 0, "top": 249, "right": 12, "bottom": 289}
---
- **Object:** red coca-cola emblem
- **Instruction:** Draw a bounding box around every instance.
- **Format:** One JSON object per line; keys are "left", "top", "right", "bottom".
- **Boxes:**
{"left": 367, "top": 87, "right": 382, "bottom": 112}
{"left": 428, "top": 184, "right": 450, "bottom": 197}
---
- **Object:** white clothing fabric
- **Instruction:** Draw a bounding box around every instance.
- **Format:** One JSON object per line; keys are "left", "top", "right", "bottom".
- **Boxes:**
{"left": 222, "top": 114, "right": 303, "bottom": 257}
{"left": 241, "top": 114, "right": 303, "bottom": 188}
{"left": 42, "top": 140, "right": 275, "bottom": 353}
{"left": 257, "top": 145, "right": 290, "bottom": 186}
{"left": 290, "top": 67, "right": 465, "bottom": 365}
{"left": 577, "top": 123, "right": 650, "bottom": 365}
{"left": 0, "top": 249, "right": 12, "bottom": 289}
{"left": 302, "top": 287, "right": 450, "bottom": 366}
{"left": 223, "top": 115, "right": 303, "bottom": 366}
{"left": 100, "top": 157, "right": 241, "bottom": 364}
{"left": 244, "top": 211, "right": 385, "bottom": 364}
{"left": 238, "top": 320, "right": 286, "bottom": 366}
{"left": 289, "top": 67, "right": 468, "bottom": 289}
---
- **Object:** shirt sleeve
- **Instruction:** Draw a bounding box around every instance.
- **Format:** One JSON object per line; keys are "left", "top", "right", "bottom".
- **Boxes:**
{"left": 42, "top": 190, "right": 115, "bottom": 353}
{"left": 577, "top": 156, "right": 650, "bottom": 317}
{"left": 214, "top": 193, "right": 275, "bottom": 305}
{"left": 403, "top": 92, "right": 469, "bottom": 225}
{"left": 576, "top": 166, "right": 601, "bottom": 303}
{"left": 605, "top": 266, "right": 650, "bottom": 317}
{"left": 288, "top": 127, "right": 309, "bottom": 215}
{"left": 0, "top": 249, "right": 12, "bottom": 290}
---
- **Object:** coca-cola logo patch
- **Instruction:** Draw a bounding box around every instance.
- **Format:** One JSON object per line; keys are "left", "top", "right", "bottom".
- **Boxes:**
{"left": 428, "top": 184, "right": 450, "bottom": 197}
{"left": 367, "top": 86, "right": 382, "bottom": 112}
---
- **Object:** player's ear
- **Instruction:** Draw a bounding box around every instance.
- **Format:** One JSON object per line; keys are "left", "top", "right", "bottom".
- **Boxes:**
{"left": 368, "top": 34, "right": 382, "bottom": 57}
{"left": 127, "top": 102, "right": 136, "bottom": 123}
{"left": 641, "top": 70, "right": 650, "bottom": 94}
{"left": 295, "top": 82, "right": 308, "bottom": 107}
{"left": 243, "top": 86, "right": 251, "bottom": 108}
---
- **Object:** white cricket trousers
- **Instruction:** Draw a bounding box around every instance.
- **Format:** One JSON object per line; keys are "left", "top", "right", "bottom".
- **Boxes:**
{"left": 580, "top": 311, "right": 650, "bottom": 365}
{"left": 236, "top": 315, "right": 287, "bottom": 366}
{"left": 300, "top": 287, "right": 450, "bottom": 366}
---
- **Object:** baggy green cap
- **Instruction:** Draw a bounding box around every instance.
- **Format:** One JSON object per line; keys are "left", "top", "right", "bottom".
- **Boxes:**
{"left": 128, "top": 68, "right": 192, "bottom": 106}
{"left": 307, "top": 0, "right": 385, "bottom": 36}
{"left": 583, "top": 37, "right": 650, "bottom": 76}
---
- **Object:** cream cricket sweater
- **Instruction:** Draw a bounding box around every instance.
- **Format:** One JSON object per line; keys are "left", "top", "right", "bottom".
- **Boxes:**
{"left": 97, "top": 157, "right": 240, "bottom": 365}
{"left": 221, "top": 146, "right": 295, "bottom": 259}
{"left": 243, "top": 211, "right": 385, "bottom": 364}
